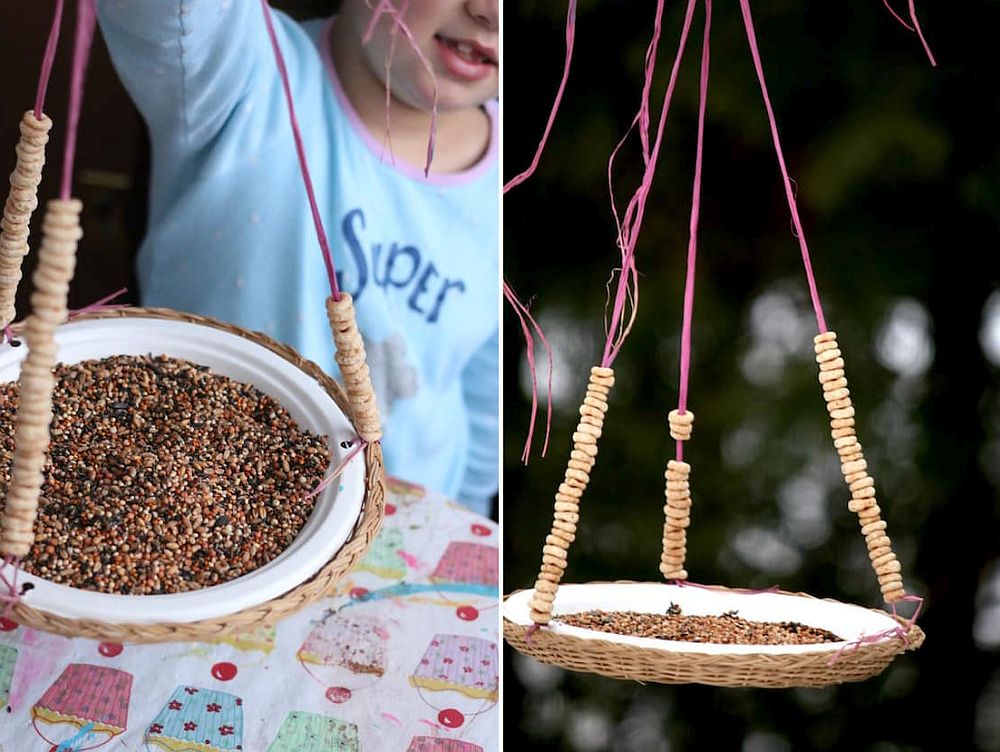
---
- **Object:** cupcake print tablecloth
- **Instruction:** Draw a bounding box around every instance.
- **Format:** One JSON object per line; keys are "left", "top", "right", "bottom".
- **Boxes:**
{"left": 0, "top": 478, "right": 498, "bottom": 751}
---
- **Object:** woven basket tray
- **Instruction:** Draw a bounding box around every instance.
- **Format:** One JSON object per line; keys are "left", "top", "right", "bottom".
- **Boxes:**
{"left": 3, "top": 307, "right": 385, "bottom": 642}
{"left": 503, "top": 582, "right": 924, "bottom": 688}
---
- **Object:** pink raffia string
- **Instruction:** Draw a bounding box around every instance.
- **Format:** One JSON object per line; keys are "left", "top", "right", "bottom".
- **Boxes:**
{"left": 59, "top": 0, "right": 97, "bottom": 201}
{"left": 828, "top": 594, "right": 923, "bottom": 666}
{"left": 305, "top": 438, "right": 366, "bottom": 500}
{"left": 738, "top": 0, "right": 827, "bottom": 334}
{"left": 524, "top": 623, "right": 542, "bottom": 642}
{"left": 675, "top": 0, "right": 711, "bottom": 464}
{"left": 503, "top": 0, "right": 577, "bottom": 193}
{"left": 34, "top": 0, "right": 68, "bottom": 120}
{"left": 504, "top": 281, "right": 553, "bottom": 462}
{"left": 0, "top": 555, "right": 22, "bottom": 617}
{"left": 882, "top": 0, "right": 937, "bottom": 66}
{"left": 66, "top": 286, "right": 129, "bottom": 319}
{"left": 362, "top": 0, "right": 438, "bottom": 175}
{"left": 4, "top": 287, "right": 131, "bottom": 346}
{"left": 667, "top": 578, "right": 781, "bottom": 595}
{"left": 602, "top": 0, "right": 699, "bottom": 368}
{"left": 261, "top": 0, "right": 341, "bottom": 300}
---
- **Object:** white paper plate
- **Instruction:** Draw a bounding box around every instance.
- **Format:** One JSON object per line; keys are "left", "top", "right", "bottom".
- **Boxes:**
{"left": 503, "top": 582, "right": 900, "bottom": 655}
{"left": 0, "top": 316, "right": 365, "bottom": 624}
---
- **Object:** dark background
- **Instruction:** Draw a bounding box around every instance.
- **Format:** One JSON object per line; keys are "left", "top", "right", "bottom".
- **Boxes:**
{"left": 504, "top": 1, "right": 1000, "bottom": 751}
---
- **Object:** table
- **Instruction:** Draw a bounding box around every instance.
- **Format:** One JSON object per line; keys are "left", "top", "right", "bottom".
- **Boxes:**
{"left": 0, "top": 477, "right": 499, "bottom": 752}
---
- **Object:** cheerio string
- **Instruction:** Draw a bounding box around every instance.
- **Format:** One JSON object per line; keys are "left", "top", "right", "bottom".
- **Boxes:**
{"left": 34, "top": 0, "right": 68, "bottom": 120}
{"left": 59, "top": 0, "right": 96, "bottom": 201}
{"left": 261, "top": 0, "right": 341, "bottom": 300}
{"left": 737, "top": 0, "right": 827, "bottom": 333}
{"left": 602, "top": 0, "right": 699, "bottom": 367}
{"left": 882, "top": 0, "right": 937, "bottom": 66}
{"left": 503, "top": 0, "right": 577, "bottom": 193}
{"left": 675, "top": 0, "right": 711, "bottom": 463}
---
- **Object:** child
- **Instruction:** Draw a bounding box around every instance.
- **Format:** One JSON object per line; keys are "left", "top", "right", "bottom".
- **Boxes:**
{"left": 94, "top": 1, "right": 499, "bottom": 516}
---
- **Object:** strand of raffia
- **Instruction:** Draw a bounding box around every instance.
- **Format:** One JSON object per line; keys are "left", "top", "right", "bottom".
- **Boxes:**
{"left": 602, "top": 0, "right": 698, "bottom": 367}
{"left": 660, "top": 0, "right": 711, "bottom": 583}
{"left": 527, "top": 367, "right": 614, "bottom": 624}
{"left": 1, "top": 199, "right": 81, "bottom": 560}
{"left": 263, "top": 1, "right": 382, "bottom": 441}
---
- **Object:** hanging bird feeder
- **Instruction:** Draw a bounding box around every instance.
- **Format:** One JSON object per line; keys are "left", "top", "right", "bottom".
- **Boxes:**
{"left": 503, "top": 0, "right": 925, "bottom": 687}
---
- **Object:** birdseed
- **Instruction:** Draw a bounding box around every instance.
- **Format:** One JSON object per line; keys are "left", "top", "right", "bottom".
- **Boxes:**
{"left": 557, "top": 609, "right": 842, "bottom": 645}
{"left": 0, "top": 354, "right": 333, "bottom": 595}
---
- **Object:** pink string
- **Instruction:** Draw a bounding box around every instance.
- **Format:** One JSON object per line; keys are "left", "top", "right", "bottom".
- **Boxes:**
{"left": 602, "top": 0, "right": 699, "bottom": 367}
{"left": 882, "top": 1, "right": 937, "bottom": 66}
{"left": 828, "top": 594, "right": 923, "bottom": 665}
{"left": 504, "top": 282, "right": 553, "bottom": 462}
{"left": 66, "top": 286, "right": 129, "bottom": 319}
{"left": 503, "top": 0, "right": 577, "bottom": 193}
{"left": 4, "top": 287, "right": 131, "bottom": 345}
{"left": 0, "top": 556, "right": 22, "bottom": 617}
{"left": 667, "top": 578, "right": 782, "bottom": 595}
{"left": 501, "top": 1, "right": 576, "bottom": 460}
{"left": 361, "top": 0, "right": 438, "bottom": 175}
{"left": 59, "top": 0, "right": 96, "bottom": 201}
{"left": 737, "top": 0, "right": 827, "bottom": 334}
{"left": 304, "top": 438, "right": 366, "bottom": 499}
{"left": 34, "top": 0, "right": 68, "bottom": 120}
{"left": 261, "top": 0, "right": 341, "bottom": 300}
{"left": 675, "top": 0, "right": 711, "bottom": 464}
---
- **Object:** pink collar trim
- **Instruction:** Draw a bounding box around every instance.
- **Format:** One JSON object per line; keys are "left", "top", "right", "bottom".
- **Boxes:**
{"left": 319, "top": 17, "right": 498, "bottom": 187}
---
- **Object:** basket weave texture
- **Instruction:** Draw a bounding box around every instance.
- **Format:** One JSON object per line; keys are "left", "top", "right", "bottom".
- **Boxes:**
{"left": 504, "top": 583, "right": 924, "bottom": 688}
{"left": 4, "top": 307, "right": 385, "bottom": 642}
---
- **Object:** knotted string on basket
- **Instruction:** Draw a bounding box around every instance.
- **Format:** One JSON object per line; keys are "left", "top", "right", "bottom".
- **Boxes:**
{"left": 0, "top": 555, "right": 23, "bottom": 617}
{"left": 305, "top": 438, "right": 367, "bottom": 500}
{"left": 504, "top": 282, "right": 552, "bottom": 462}
{"left": 828, "top": 594, "right": 923, "bottom": 666}
{"left": 4, "top": 286, "right": 129, "bottom": 346}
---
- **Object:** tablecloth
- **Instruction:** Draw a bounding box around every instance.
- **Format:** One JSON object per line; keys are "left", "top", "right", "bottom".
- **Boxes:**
{"left": 0, "top": 477, "right": 499, "bottom": 751}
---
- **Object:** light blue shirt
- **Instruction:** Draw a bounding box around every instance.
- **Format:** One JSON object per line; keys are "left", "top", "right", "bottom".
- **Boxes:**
{"left": 96, "top": 2, "right": 499, "bottom": 514}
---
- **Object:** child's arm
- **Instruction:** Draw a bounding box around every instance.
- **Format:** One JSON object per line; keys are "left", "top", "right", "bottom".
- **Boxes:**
{"left": 458, "top": 331, "right": 499, "bottom": 515}
{"left": 95, "top": 0, "right": 279, "bottom": 152}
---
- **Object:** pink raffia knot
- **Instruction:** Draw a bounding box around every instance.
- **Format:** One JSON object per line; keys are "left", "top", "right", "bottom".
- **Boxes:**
{"left": 304, "top": 438, "right": 367, "bottom": 500}
{"left": 525, "top": 623, "right": 543, "bottom": 644}
{"left": 827, "top": 593, "right": 923, "bottom": 666}
{"left": 0, "top": 556, "right": 23, "bottom": 618}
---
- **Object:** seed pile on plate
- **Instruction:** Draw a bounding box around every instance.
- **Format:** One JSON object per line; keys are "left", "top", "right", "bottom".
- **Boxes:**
{"left": 558, "top": 609, "right": 842, "bottom": 645}
{"left": 0, "top": 354, "right": 332, "bottom": 595}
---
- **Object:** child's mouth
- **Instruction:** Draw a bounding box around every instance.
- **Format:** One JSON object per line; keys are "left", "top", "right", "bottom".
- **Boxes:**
{"left": 434, "top": 35, "right": 497, "bottom": 82}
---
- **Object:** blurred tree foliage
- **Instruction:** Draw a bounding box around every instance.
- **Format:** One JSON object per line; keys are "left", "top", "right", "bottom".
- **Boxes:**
{"left": 504, "top": 1, "right": 1000, "bottom": 750}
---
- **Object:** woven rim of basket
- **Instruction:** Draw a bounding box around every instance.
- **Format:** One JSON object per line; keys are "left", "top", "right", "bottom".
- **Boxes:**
{"left": 3, "top": 306, "right": 386, "bottom": 642}
{"left": 502, "top": 582, "right": 925, "bottom": 688}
